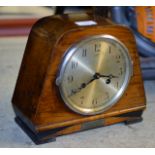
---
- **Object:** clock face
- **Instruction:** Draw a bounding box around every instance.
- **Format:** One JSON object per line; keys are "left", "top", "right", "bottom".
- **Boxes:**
{"left": 56, "top": 35, "right": 133, "bottom": 115}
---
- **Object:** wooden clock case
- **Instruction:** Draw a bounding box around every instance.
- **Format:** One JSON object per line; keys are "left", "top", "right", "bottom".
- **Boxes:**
{"left": 12, "top": 13, "right": 146, "bottom": 144}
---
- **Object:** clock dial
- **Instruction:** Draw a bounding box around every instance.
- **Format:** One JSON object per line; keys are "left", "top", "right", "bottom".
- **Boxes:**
{"left": 56, "top": 35, "right": 132, "bottom": 115}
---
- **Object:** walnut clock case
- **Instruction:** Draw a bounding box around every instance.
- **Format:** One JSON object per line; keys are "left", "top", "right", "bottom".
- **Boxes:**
{"left": 12, "top": 13, "right": 146, "bottom": 144}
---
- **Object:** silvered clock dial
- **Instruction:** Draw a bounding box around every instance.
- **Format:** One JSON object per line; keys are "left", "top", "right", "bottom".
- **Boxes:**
{"left": 56, "top": 35, "right": 133, "bottom": 115}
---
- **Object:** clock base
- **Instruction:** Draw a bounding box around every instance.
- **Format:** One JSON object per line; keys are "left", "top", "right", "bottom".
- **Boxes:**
{"left": 15, "top": 110, "right": 143, "bottom": 145}
{"left": 124, "top": 117, "right": 143, "bottom": 125}
{"left": 15, "top": 117, "right": 56, "bottom": 145}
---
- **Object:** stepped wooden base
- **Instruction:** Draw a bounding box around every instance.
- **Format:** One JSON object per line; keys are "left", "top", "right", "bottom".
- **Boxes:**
{"left": 15, "top": 110, "right": 143, "bottom": 145}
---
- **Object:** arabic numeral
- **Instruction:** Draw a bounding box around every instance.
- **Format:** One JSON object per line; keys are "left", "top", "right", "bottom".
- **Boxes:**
{"left": 67, "top": 75, "right": 74, "bottom": 83}
{"left": 71, "top": 61, "right": 78, "bottom": 69}
{"left": 119, "top": 67, "right": 123, "bottom": 75}
{"left": 92, "top": 98, "right": 98, "bottom": 105}
{"left": 82, "top": 49, "right": 87, "bottom": 57}
{"left": 116, "top": 55, "right": 121, "bottom": 63}
{"left": 109, "top": 46, "right": 111, "bottom": 54}
{"left": 116, "top": 81, "right": 119, "bottom": 88}
{"left": 70, "top": 89, "right": 76, "bottom": 95}
{"left": 80, "top": 96, "right": 85, "bottom": 104}
{"left": 95, "top": 43, "right": 101, "bottom": 53}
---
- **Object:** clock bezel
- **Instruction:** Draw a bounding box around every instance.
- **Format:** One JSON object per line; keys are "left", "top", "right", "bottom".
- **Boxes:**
{"left": 56, "top": 34, "right": 133, "bottom": 115}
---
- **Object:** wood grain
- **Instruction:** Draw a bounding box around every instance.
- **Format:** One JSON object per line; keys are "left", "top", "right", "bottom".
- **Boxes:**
{"left": 12, "top": 13, "right": 146, "bottom": 143}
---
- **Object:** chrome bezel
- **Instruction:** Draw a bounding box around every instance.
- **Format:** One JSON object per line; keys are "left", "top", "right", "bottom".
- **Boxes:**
{"left": 56, "top": 35, "right": 133, "bottom": 115}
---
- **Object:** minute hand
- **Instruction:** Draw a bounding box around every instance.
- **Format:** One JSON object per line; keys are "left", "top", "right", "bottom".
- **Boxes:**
{"left": 99, "top": 74, "right": 118, "bottom": 79}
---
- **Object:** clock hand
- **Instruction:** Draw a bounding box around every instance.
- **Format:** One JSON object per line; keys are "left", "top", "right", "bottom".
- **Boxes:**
{"left": 80, "top": 73, "right": 118, "bottom": 89}
{"left": 81, "top": 77, "right": 96, "bottom": 89}
{"left": 98, "top": 74, "right": 118, "bottom": 79}
{"left": 98, "top": 73, "right": 118, "bottom": 84}
{"left": 80, "top": 72, "right": 109, "bottom": 89}
{"left": 70, "top": 74, "right": 98, "bottom": 96}
{"left": 70, "top": 73, "right": 119, "bottom": 96}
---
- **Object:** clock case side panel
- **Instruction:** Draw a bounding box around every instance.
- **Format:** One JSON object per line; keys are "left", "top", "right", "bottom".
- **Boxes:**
{"left": 11, "top": 15, "right": 77, "bottom": 126}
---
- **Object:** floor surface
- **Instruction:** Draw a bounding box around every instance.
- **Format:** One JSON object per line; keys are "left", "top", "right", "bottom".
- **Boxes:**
{"left": 0, "top": 36, "right": 155, "bottom": 147}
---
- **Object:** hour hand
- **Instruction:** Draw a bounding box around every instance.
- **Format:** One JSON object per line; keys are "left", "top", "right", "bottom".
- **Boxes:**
{"left": 70, "top": 77, "right": 96, "bottom": 96}
{"left": 80, "top": 77, "right": 96, "bottom": 89}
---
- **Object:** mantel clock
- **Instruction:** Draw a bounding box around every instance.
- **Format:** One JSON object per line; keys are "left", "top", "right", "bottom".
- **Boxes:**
{"left": 12, "top": 13, "right": 146, "bottom": 144}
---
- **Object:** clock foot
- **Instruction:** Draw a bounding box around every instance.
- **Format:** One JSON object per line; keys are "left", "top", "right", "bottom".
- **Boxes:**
{"left": 124, "top": 117, "right": 143, "bottom": 125}
{"left": 15, "top": 117, "right": 56, "bottom": 145}
{"left": 122, "top": 110, "right": 143, "bottom": 125}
